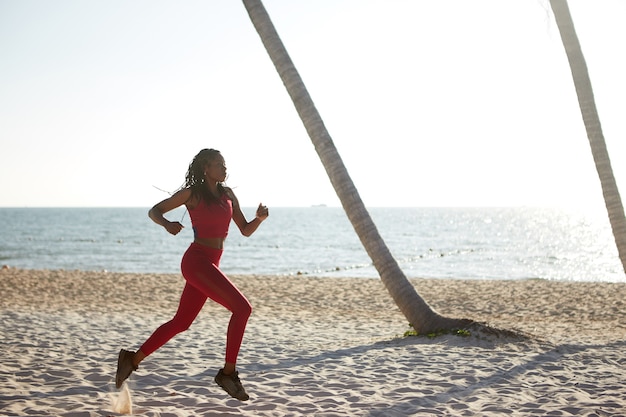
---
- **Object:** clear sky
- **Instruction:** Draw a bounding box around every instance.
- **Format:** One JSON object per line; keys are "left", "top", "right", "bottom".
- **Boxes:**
{"left": 1, "top": 0, "right": 624, "bottom": 209}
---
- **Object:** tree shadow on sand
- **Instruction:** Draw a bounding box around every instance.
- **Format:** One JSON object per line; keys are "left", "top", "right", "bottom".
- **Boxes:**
{"left": 363, "top": 337, "right": 626, "bottom": 416}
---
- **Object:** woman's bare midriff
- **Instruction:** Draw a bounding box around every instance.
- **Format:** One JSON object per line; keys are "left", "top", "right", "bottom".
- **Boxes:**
{"left": 194, "top": 237, "right": 226, "bottom": 249}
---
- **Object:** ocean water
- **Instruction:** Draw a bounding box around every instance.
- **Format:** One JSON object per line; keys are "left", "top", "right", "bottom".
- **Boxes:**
{"left": 0, "top": 207, "right": 623, "bottom": 282}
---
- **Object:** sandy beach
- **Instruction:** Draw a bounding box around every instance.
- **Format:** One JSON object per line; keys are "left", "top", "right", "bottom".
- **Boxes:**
{"left": 1, "top": 267, "right": 625, "bottom": 416}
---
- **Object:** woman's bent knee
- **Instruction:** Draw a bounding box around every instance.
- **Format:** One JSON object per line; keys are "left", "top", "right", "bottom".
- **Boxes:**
{"left": 170, "top": 315, "right": 196, "bottom": 333}
{"left": 237, "top": 299, "right": 252, "bottom": 318}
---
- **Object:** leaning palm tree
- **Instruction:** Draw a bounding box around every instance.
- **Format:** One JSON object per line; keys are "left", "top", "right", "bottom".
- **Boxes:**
{"left": 241, "top": 0, "right": 469, "bottom": 334}
{"left": 550, "top": 0, "right": 626, "bottom": 274}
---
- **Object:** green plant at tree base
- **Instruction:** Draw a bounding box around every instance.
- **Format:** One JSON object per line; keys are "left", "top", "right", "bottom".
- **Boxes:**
{"left": 404, "top": 324, "right": 471, "bottom": 339}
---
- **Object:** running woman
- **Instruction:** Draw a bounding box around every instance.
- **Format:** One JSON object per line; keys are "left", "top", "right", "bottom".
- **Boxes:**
{"left": 115, "top": 148, "right": 269, "bottom": 401}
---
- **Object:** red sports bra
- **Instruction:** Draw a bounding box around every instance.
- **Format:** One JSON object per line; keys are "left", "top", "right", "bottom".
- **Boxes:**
{"left": 188, "top": 192, "right": 233, "bottom": 239}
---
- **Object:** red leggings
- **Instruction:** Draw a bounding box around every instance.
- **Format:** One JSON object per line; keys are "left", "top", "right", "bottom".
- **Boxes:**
{"left": 140, "top": 243, "right": 252, "bottom": 364}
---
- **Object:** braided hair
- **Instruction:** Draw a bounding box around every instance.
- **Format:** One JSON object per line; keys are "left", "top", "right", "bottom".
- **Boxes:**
{"left": 184, "top": 148, "right": 226, "bottom": 205}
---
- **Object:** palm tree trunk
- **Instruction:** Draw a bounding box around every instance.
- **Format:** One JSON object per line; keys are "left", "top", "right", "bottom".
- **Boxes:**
{"left": 241, "top": 0, "right": 468, "bottom": 333}
{"left": 550, "top": 0, "right": 626, "bottom": 274}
